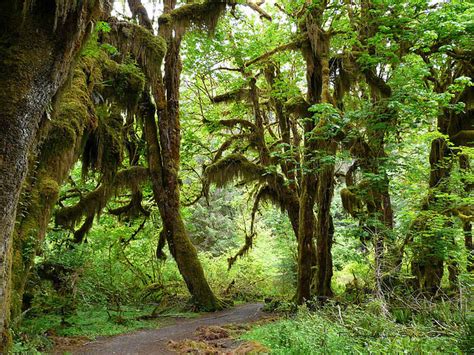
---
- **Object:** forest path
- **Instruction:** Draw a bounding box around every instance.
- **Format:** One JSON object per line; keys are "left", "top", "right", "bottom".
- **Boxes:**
{"left": 68, "top": 302, "right": 264, "bottom": 354}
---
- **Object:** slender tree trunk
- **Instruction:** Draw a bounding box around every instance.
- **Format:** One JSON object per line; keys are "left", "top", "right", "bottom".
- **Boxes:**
{"left": 463, "top": 222, "right": 473, "bottom": 273}
{"left": 159, "top": 2, "right": 220, "bottom": 310}
{"left": 412, "top": 137, "right": 451, "bottom": 293}
{"left": 0, "top": 1, "right": 103, "bottom": 349}
{"left": 161, "top": 205, "right": 220, "bottom": 309}
{"left": 143, "top": 93, "right": 220, "bottom": 310}
{"left": 128, "top": 0, "right": 220, "bottom": 310}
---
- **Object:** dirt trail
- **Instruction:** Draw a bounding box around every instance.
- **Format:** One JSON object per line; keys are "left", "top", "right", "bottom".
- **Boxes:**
{"left": 68, "top": 303, "right": 264, "bottom": 354}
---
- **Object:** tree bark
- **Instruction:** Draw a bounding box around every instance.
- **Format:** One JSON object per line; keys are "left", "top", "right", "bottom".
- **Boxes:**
{"left": 0, "top": 1, "right": 104, "bottom": 349}
{"left": 125, "top": 0, "right": 220, "bottom": 310}
{"left": 463, "top": 221, "right": 473, "bottom": 273}
{"left": 296, "top": 6, "right": 332, "bottom": 304}
{"left": 142, "top": 92, "right": 220, "bottom": 310}
{"left": 11, "top": 57, "right": 101, "bottom": 324}
{"left": 313, "top": 143, "right": 336, "bottom": 298}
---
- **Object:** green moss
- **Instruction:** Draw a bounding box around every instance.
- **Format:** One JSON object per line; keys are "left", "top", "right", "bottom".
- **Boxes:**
{"left": 285, "top": 96, "right": 309, "bottom": 117}
{"left": 42, "top": 66, "right": 93, "bottom": 160}
{"left": 160, "top": 1, "right": 227, "bottom": 34}
{"left": 81, "top": 107, "right": 124, "bottom": 180}
{"left": 158, "top": 13, "right": 172, "bottom": 25}
{"left": 107, "top": 22, "right": 166, "bottom": 84}
{"left": 55, "top": 166, "right": 149, "bottom": 228}
{"left": 38, "top": 178, "right": 59, "bottom": 201}
{"left": 205, "top": 154, "right": 264, "bottom": 188}
{"left": 115, "top": 63, "right": 145, "bottom": 106}
{"left": 340, "top": 188, "right": 361, "bottom": 217}
{"left": 102, "top": 59, "right": 145, "bottom": 110}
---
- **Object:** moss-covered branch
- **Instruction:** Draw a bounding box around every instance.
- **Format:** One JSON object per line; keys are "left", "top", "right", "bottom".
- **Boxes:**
{"left": 227, "top": 231, "right": 256, "bottom": 270}
{"left": 55, "top": 166, "right": 149, "bottom": 228}
{"left": 211, "top": 88, "right": 251, "bottom": 103}
{"left": 218, "top": 119, "right": 257, "bottom": 131}
{"left": 205, "top": 154, "right": 298, "bottom": 211}
{"left": 244, "top": 38, "right": 305, "bottom": 67}
{"left": 158, "top": 1, "right": 229, "bottom": 34}
{"left": 107, "top": 19, "right": 167, "bottom": 84}
{"left": 204, "top": 154, "right": 266, "bottom": 188}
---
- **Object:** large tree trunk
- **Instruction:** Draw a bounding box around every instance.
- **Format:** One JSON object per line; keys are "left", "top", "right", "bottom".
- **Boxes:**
{"left": 296, "top": 7, "right": 332, "bottom": 304}
{"left": 459, "top": 154, "right": 473, "bottom": 273}
{"left": 313, "top": 143, "right": 337, "bottom": 298}
{"left": 296, "top": 180, "right": 317, "bottom": 304}
{"left": 11, "top": 57, "right": 106, "bottom": 322}
{"left": 0, "top": 1, "right": 103, "bottom": 349}
{"left": 463, "top": 221, "right": 473, "bottom": 273}
{"left": 412, "top": 71, "right": 473, "bottom": 294}
{"left": 412, "top": 138, "right": 451, "bottom": 293}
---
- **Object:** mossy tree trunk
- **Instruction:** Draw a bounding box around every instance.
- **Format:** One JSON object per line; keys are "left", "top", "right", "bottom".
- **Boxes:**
{"left": 0, "top": 1, "right": 103, "bottom": 349}
{"left": 142, "top": 91, "right": 220, "bottom": 311}
{"left": 413, "top": 138, "right": 450, "bottom": 293}
{"left": 297, "top": 5, "right": 336, "bottom": 304}
{"left": 413, "top": 86, "right": 473, "bottom": 293}
{"left": 313, "top": 141, "right": 337, "bottom": 298}
{"left": 134, "top": 0, "right": 220, "bottom": 310}
{"left": 11, "top": 55, "right": 118, "bottom": 323}
{"left": 460, "top": 154, "right": 473, "bottom": 273}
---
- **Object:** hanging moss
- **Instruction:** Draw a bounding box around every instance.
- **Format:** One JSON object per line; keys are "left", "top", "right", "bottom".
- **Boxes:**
{"left": 340, "top": 188, "right": 361, "bottom": 217}
{"left": 253, "top": 184, "right": 292, "bottom": 216}
{"left": 159, "top": 1, "right": 229, "bottom": 35}
{"left": 204, "top": 154, "right": 265, "bottom": 188}
{"left": 227, "top": 232, "right": 255, "bottom": 270}
{"left": 101, "top": 57, "right": 145, "bottom": 111}
{"left": 113, "top": 63, "right": 145, "bottom": 108}
{"left": 55, "top": 166, "right": 149, "bottom": 229}
{"left": 22, "top": 0, "right": 105, "bottom": 30}
{"left": 42, "top": 65, "right": 95, "bottom": 162}
{"left": 107, "top": 20, "right": 167, "bottom": 84}
{"left": 205, "top": 155, "right": 298, "bottom": 215}
{"left": 82, "top": 108, "right": 124, "bottom": 180}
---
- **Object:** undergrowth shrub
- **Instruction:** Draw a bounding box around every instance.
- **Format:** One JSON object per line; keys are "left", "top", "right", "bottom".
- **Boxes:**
{"left": 243, "top": 300, "right": 468, "bottom": 354}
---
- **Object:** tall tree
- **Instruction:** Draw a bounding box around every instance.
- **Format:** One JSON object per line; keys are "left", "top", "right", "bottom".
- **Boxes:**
{"left": 119, "top": 0, "right": 228, "bottom": 310}
{"left": 0, "top": 0, "right": 107, "bottom": 348}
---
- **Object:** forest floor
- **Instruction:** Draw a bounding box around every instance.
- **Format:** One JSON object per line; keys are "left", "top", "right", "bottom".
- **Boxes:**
{"left": 53, "top": 302, "right": 270, "bottom": 354}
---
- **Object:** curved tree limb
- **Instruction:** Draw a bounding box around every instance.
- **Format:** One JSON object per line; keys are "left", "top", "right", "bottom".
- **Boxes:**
{"left": 55, "top": 166, "right": 149, "bottom": 229}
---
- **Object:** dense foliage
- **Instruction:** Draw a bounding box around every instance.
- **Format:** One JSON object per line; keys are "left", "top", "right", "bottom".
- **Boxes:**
{"left": 1, "top": 0, "right": 472, "bottom": 353}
